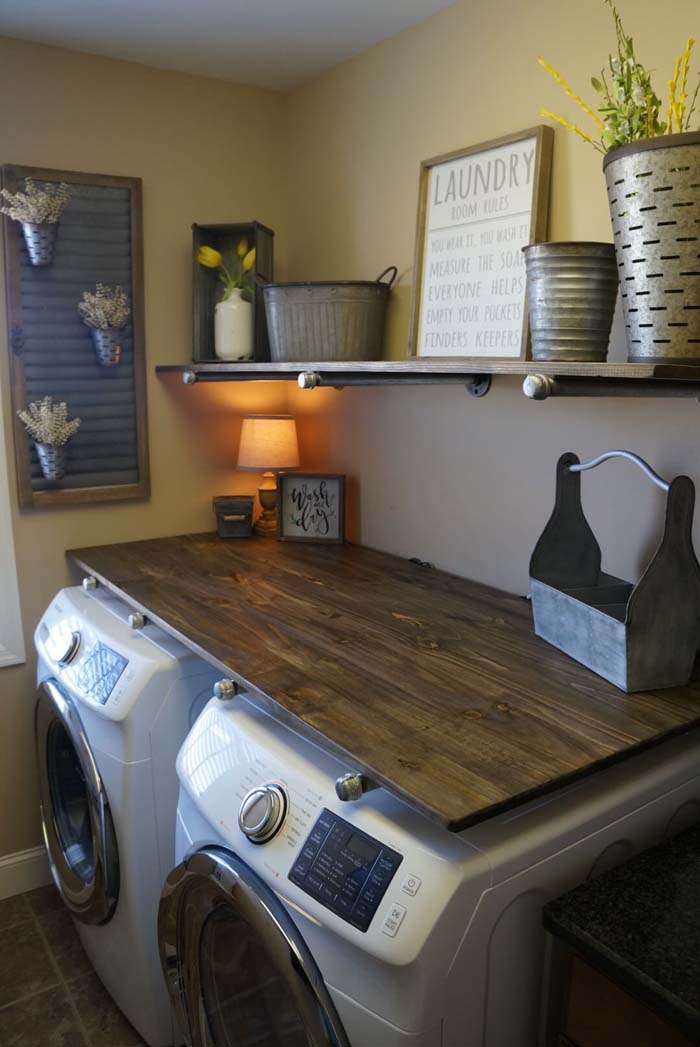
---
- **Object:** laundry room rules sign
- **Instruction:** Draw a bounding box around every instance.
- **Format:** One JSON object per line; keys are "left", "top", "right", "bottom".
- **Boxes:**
{"left": 410, "top": 127, "right": 552, "bottom": 359}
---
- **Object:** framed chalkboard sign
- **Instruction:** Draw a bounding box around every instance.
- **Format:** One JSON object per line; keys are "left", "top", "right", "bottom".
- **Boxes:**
{"left": 277, "top": 473, "right": 345, "bottom": 543}
{"left": 2, "top": 164, "right": 149, "bottom": 509}
{"left": 409, "top": 125, "right": 553, "bottom": 360}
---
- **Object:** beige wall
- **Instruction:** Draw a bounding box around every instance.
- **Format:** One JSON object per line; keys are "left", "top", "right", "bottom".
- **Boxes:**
{"left": 286, "top": 0, "right": 700, "bottom": 593}
{"left": 0, "top": 37, "right": 290, "bottom": 855}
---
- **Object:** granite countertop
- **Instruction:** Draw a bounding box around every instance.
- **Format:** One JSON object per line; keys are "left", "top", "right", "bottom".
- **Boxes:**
{"left": 69, "top": 533, "right": 700, "bottom": 833}
{"left": 544, "top": 823, "right": 700, "bottom": 1040}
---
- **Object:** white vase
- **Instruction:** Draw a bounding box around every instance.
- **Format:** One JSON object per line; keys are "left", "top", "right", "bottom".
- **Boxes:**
{"left": 214, "top": 288, "right": 254, "bottom": 361}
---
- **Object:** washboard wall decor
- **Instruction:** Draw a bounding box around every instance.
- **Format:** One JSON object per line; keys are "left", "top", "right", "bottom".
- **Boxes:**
{"left": 2, "top": 165, "right": 149, "bottom": 509}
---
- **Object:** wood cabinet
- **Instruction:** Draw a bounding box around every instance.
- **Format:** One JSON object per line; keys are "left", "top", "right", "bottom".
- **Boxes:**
{"left": 555, "top": 954, "right": 695, "bottom": 1047}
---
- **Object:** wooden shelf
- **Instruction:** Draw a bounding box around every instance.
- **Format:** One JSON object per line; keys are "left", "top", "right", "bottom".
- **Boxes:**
{"left": 155, "top": 360, "right": 700, "bottom": 398}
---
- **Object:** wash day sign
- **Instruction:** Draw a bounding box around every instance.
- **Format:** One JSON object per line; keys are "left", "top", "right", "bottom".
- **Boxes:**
{"left": 416, "top": 134, "right": 539, "bottom": 358}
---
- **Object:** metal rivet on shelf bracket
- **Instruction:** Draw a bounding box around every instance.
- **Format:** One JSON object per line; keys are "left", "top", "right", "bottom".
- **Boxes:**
{"left": 183, "top": 370, "right": 198, "bottom": 385}
{"left": 465, "top": 374, "right": 491, "bottom": 398}
{"left": 298, "top": 371, "right": 323, "bottom": 389}
{"left": 523, "top": 374, "right": 554, "bottom": 400}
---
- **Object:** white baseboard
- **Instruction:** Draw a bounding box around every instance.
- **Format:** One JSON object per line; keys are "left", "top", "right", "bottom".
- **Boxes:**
{"left": 0, "top": 845, "right": 52, "bottom": 900}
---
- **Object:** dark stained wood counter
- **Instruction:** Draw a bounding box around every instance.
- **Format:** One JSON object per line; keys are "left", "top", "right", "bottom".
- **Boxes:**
{"left": 68, "top": 533, "right": 700, "bottom": 832}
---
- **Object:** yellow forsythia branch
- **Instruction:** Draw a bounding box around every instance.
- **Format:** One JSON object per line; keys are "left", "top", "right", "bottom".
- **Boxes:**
{"left": 540, "top": 109, "right": 605, "bottom": 152}
{"left": 668, "top": 55, "right": 682, "bottom": 133}
{"left": 677, "top": 38, "right": 695, "bottom": 129}
{"left": 538, "top": 56, "right": 605, "bottom": 130}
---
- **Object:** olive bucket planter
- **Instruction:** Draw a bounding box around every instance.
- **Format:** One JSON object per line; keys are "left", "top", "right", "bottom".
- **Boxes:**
{"left": 35, "top": 443, "right": 66, "bottom": 481}
{"left": 21, "top": 221, "right": 58, "bottom": 266}
{"left": 604, "top": 132, "right": 700, "bottom": 363}
{"left": 523, "top": 242, "right": 619, "bottom": 362}
{"left": 91, "top": 327, "right": 122, "bottom": 367}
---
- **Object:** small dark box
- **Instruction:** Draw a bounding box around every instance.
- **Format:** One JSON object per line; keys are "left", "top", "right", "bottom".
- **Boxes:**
{"left": 213, "top": 495, "right": 254, "bottom": 538}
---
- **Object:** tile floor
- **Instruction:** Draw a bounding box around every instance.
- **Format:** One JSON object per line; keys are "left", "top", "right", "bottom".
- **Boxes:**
{"left": 0, "top": 885, "right": 146, "bottom": 1046}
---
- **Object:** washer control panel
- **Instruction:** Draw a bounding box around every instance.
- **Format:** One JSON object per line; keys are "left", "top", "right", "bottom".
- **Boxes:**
{"left": 289, "top": 808, "right": 402, "bottom": 932}
{"left": 76, "top": 641, "right": 129, "bottom": 705}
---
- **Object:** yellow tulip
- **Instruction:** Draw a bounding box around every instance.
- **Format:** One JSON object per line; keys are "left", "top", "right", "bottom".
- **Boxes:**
{"left": 236, "top": 239, "right": 249, "bottom": 258}
{"left": 242, "top": 247, "right": 256, "bottom": 272}
{"left": 198, "top": 246, "right": 222, "bottom": 268}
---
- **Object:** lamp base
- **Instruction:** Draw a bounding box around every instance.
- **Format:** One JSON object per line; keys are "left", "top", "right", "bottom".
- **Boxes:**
{"left": 253, "top": 512, "right": 277, "bottom": 537}
{"left": 254, "top": 476, "right": 278, "bottom": 537}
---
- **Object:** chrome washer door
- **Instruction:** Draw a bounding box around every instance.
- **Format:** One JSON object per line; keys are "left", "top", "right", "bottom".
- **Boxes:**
{"left": 159, "top": 847, "right": 351, "bottom": 1047}
{"left": 35, "top": 679, "right": 119, "bottom": 925}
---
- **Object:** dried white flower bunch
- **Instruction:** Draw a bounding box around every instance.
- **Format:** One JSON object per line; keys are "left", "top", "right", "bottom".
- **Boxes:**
{"left": 0, "top": 179, "right": 70, "bottom": 224}
{"left": 17, "top": 397, "right": 81, "bottom": 447}
{"left": 78, "top": 284, "right": 130, "bottom": 330}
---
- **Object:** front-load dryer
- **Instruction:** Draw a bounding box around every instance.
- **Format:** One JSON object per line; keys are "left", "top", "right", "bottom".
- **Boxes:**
{"left": 34, "top": 582, "right": 220, "bottom": 1046}
{"left": 160, "top": 690, "right": 700, "bottom": 1047}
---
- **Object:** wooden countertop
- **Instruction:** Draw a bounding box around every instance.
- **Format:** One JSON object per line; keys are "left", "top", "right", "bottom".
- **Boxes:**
{"left": 68, "top": 533, "right": 700, "bottom": 832}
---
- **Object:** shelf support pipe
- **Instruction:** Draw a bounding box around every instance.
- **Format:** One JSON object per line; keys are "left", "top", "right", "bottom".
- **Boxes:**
{"left": 523, "top": 374, "right": 700, "bottom": 401}
{"left": 297, "top": 371, "right": 491, "bottom": 396}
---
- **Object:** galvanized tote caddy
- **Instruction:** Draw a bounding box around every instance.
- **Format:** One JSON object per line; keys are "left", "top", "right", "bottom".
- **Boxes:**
{"left": 530, "top": 450, "right": 700, "bottom": 693}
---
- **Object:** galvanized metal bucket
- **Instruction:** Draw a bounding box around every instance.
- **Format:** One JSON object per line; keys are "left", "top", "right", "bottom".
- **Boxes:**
{"left": 91, "top": 327, "right": 122, "bottom": 367}
{"left": 36, "top": 443, "right": 66, "bottom": 481}
{"left": 530, "top": 450, "right": 700, "bottom": 693}
{"left": 21, "top": 221, "right": 58, "bottom": 267}
{"left": 604, "top": 132, "right": 700, "bottom": 363}
{"left": 523, "top": 242, "right": 619, "bottom": 362}
{"left": 263, "top": 267, "right": 397, "bottom": 362}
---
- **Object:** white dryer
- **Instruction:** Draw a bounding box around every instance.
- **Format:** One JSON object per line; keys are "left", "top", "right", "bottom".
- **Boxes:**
{"left": 160, "top": 689, "right": 700, "bottom": 1047}
{"left": 35, "top": 582, "right": 220, "bottom": 1047}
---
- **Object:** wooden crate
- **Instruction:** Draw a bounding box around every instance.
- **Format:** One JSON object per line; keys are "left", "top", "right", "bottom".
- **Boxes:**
{"left": 192, "top": 221, "right": 274, "bottom": 362}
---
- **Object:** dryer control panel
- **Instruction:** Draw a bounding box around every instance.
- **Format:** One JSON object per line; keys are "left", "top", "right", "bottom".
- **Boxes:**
{"left": 76, "top": 642, "right": 129, "bottom": 705}
{"left": 289, "top": 808, "right": 402, "bottom": 932}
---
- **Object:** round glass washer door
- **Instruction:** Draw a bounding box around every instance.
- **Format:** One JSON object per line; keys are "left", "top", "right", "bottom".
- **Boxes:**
{"left": 159, "top": 847, "right": 351, "bottom": 1047}
{"left": 35, "top": 678, "right": 119, "bottom": 925}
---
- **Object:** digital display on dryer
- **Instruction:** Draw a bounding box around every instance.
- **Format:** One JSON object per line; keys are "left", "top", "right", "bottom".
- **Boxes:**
{"left": 77, "top": 642, "right": 128, "bottom": 705}
{"left": 288, "top": 809, "right": 402, "bottom": 932}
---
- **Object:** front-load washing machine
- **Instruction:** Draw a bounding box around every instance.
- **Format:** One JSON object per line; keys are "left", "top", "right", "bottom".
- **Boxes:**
{"left": 160, "top": 690, "right": 700, "bottom": 1047}
{"left": 35, "top": 582, "right": 220, "bottom": 1046}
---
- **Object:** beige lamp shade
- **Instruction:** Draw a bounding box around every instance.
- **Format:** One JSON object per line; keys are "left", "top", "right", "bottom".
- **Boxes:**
{"left": 238, "top": 415, "right": 300, "bottom": 471}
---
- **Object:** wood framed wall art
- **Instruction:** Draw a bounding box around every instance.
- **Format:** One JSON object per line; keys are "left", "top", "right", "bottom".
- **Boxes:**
{"left": 1, "top": 164, "right": 149, "bottom": 509}
{"left": 408, "top": 125, "right": 554, "bottom": 361}
{"left": 277, "top": 473, "right": 345, "bottom": 543}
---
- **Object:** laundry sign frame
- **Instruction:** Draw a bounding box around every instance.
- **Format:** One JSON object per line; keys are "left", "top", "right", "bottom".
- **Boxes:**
{"left": 408, "top": 125, "right": 553, "bottom": 361}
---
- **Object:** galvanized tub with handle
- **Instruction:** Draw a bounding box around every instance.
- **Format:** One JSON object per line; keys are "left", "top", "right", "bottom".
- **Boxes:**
{"left": 530, "top": 449, "right": 700, "bottom": 693}
{"left": 262, "top": 267, "right": 397, "bottom": 362}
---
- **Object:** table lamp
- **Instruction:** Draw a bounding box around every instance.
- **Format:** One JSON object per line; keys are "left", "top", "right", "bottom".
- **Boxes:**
{"left": 238, "top": 415, "right": 300, "bottom": 536}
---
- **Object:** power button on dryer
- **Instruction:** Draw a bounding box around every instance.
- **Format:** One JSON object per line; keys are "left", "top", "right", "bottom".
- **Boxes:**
{"left": 401, "top": 874, "right": 422, "bottom": 896}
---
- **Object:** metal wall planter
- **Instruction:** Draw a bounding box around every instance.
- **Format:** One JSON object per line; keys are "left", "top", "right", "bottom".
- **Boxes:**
{"left": 91, "top": 328, "right": 122, "bottom": 368}
{"left": 604, "top": 132, "right": 700, "bottom": 363}
{"left": 530, "top": 450, "right": 700, "bottom": 692}
{"left": 21, "top": 221, "right": 58, "bottom": 267}
{"left": 35, "top": 443, "right": 66, "bottom": 481}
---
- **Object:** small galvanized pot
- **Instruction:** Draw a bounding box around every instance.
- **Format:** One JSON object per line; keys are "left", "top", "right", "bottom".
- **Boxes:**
{"left": 21, "top": 222, "right": 58, "bottom": 266}
{"left": 91, "top": 327, "right": 122, "bottom": 367}
{"left": 36, "top": 443, "right": 66, "bottom": 481}
{"left": 604, "top": 132, "right": 700, "bottom": 363}
{"left": 523, "top": 242, "right": 619, "bottom": 362}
